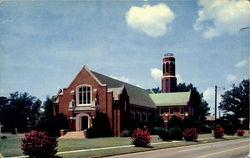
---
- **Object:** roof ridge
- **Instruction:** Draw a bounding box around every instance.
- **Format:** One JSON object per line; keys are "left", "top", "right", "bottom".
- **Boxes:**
{"left": 90, "top": 70, "right": 147, "bottom": 91}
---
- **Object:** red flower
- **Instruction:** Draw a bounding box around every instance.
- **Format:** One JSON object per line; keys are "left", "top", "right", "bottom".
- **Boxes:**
{"left": 236, "top": 129, "right": 245, "bottom": 136}
{"left": 131, "top": 128, "right": 151, "bottom": 147}
{"left": 182, "top": 128, "right": 198, "bottom": 141}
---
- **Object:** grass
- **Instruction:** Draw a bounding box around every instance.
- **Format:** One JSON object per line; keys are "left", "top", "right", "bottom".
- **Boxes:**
{"left": 0, "top": 132, "right": 248, "bottom": 158}
{"left": 0, "top": 133, "right": 23, "bottom": 157}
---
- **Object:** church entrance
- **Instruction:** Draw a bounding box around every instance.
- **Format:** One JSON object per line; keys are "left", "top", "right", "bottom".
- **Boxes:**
{"left": 76, "top": 113, "right": 90, "bottom": 131}
{"left": 81, "top": 116, "right": 88, "bottom": 130}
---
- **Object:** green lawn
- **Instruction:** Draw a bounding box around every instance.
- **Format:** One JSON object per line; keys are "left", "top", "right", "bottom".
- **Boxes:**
{"left": 0, "top": 132, "right": 248, "bottom": 158}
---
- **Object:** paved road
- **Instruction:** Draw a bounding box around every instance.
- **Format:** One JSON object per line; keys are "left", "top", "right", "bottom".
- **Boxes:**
{"left": 108, "top": 138, "right": 249, "bottom": 158}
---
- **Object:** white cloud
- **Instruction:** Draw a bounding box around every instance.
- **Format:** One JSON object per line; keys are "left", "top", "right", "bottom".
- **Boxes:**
{"left": 176, "top": 74, "right": 183, "bottom": 83}
{"left": 203, "top": 87, "right": 224, "bottom": 115}
{"left": 226, "top": 74, "right": 238, "bottom": 82}
{"left": 110, "top": 75, "right": 130, "bottom": 83}
{"left": 203, "top": 87, "right": 214, "bottom": 101}
{"left": 150, "top": 68, "right": 162, "bottom": 80}
{"left": 235, "top": 59, "right": 248, "bottom": 68}
{"left": 194, "top": 0, "right": 250, "bottom": 39}
{"left": 126, "top": 3, "right": 175, "bottom": 37}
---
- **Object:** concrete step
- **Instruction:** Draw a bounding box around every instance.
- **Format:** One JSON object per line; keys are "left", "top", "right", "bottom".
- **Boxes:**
{"left": 60, "top": 131, "right": 86, "bottom": 139}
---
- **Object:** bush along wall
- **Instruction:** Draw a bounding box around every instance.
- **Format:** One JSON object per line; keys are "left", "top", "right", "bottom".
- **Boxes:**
{"left": 169, "top": 127, "right": 183, "bottom": 140}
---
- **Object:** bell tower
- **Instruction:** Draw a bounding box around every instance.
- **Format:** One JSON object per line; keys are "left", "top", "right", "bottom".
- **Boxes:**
{"left": 162, "top": 53, "right": 177, "bottom": 93}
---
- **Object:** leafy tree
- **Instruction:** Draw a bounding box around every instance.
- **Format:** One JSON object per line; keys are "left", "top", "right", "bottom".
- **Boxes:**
{"left": 168, "top": 115, "right": 182, "bottom": 129}
{"left": 0, "top": 92, "right": 41, "bottom": 132}
{"left": 148, "top": 112, "right": 165, "bottom": 128}
{"left": 41, "top": 96, "right": 54, "bottom": 118}
{"left": 177, "top": 83, "right": 210, "bottom": 122}
{"left": 151, "top": 87, "right": 161, "bottom": 93}
{"left": 219, "top": 79, "right": 249, "bottom": 129}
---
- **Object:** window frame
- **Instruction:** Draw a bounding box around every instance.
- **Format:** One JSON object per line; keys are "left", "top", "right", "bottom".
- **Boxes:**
{"left": 180, "top": 107, "right": 184, "bottom": 115}
{"left": 169, "top": 107, "right": 174, "bottom": 115}
{"left": 76, "top": 84, "right": 92, "bottom": 106}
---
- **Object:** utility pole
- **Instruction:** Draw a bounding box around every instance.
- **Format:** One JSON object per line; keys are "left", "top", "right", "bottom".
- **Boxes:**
{"left": 215, "top": 85, "right": 217, "bottom": 128}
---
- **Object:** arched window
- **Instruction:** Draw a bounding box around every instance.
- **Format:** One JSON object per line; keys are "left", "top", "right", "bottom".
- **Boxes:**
{"left": 76, "top": 85, "right": 92, "bottom": 106}
{"left": 163, "top": 63, "right": 165, "bottom": 74}
{"left": 170, "top": 62, "right": 174, "bottom": 74}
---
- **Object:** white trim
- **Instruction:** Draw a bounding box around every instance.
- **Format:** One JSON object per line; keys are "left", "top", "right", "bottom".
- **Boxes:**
{"left": 76, "top": 113, "right": 90, "bottom": 131}
{"left": 76, "top": 84, "right": 92, "bottom": 106}
{"left": 84, "top": 66, "right": 106, "bottom": 86}
{"left": 180, "top": 107, "right": 184, "bottom": 115}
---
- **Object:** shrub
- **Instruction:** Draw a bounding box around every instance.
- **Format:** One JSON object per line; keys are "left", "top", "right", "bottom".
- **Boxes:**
{"left": 86, "top": 127, "right": 98, "bottom": 138}
{"left": 169, "top": 127, "right": 182, "bottom": 140}
{"left": 131, "top": 128, "right": 151, "bottom": 147}
{"left": 152, "top": 127, "right": 165, "bottom": 135}
{"left": 92, "top": 112, "right": 112, "bottom": 137}
{"left": 236, "top": 129, "right": 245, "bottom": 136}
{"left": 121, "top": 130, "right": 132, "bottom": 137}
{"left": 214, "top": 128, "right": 224, "bottom": 139}
{"left": 168, "top": 115, "right": 182, "bottom": 129}
{"left": 21, "top": 131, "right": 57, "bottom": 158}
{"left": 182, "top": 128, "right": 198, "bottom": 141}
{"left": 223, "top": 124, "right": 237, "bottom": 135}
{"left": 158, "top": 129, "right": 170, "bottom": 141}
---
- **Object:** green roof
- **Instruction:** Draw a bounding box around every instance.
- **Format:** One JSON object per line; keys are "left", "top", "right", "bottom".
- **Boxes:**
{"left": 91, "top": 71, "right": 156, "bottom": 109}
{"left": 149, "top": 91, "right": 191, "bottom": 106}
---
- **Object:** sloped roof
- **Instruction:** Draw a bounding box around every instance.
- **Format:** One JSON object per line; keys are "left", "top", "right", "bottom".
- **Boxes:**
{"left": 149, "top": 91, "right": 191, "bottom": 106}
{"left": 91, "top": 71, "right": 156, "bottom": 109}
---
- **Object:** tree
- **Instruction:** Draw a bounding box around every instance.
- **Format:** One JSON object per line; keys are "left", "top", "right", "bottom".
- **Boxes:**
{"left": 177, "top": 83, "right": 210, "bottom": 122}
{"left": 151, "top": 87, "right": 161, "bottom": 93}
{"left": 0, "top": 92, "right": 41, "bottom": 132}
{"left": 41, "top": 96, "right": 54, "bottom": 118}
{"left": 219, "top": 79, "right": 249, "bottom": 129}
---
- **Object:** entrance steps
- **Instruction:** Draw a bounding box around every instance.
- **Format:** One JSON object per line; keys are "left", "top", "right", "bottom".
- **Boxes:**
{"left": 60, "top": 131, "right": 86, "bottom": 139}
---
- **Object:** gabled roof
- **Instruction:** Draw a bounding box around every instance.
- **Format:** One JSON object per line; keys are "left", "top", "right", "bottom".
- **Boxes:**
{"left": 91, "top": 71, "right": 156, "bottom": 109}
{"left": 149, "top": 91, "right": 191, "bottom": 106}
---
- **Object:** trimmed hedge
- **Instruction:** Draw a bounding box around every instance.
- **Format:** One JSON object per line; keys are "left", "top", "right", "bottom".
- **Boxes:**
{"left": 169, "top": 127, "right": 183, "bottom": 140}
{"left": 158, "top": 129, "right": 170, "bottom": 141}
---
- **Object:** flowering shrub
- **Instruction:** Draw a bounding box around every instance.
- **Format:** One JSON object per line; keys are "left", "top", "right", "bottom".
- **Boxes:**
{"left": 131, "top": 128, "right": 151, "bottom": 147}
{"left": 236, "top": 129, "right": 245, "bottom": 136}
{"left": 182, "top": 128, "right": 198, "bottom": 141}
{"left": 21, "top": 131, "right": 57, "bottom": 158}
{"left": 214, "top": 128, "right": 224, "bottom": 139}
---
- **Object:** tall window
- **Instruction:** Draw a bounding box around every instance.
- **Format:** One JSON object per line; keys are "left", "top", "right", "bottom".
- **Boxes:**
{"left": 166, "top": 62, "right": 169, "bottom": 73}
{"left": 163, "top": 63, "right": 165, "bottom": 73}
{"left": 169, "top": 107, "right": 174, "bottom": 115}
{"left": 166, "top": 79, "right": 169, "bottom": 92}
{"left": 180, "top": 107, "right": 184, "bottom": 115}
{"left": 77, "top": 85, "right": 91, "bottom": 105}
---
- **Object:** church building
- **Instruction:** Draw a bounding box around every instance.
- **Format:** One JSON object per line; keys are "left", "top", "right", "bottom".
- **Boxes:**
{"left": 53, "top": 53, "right": 193, "bottom": 136}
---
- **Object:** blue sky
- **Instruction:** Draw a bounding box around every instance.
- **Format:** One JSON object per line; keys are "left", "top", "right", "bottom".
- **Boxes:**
{"left": 0, "top": 0, "right": 249, "bottom": 113}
